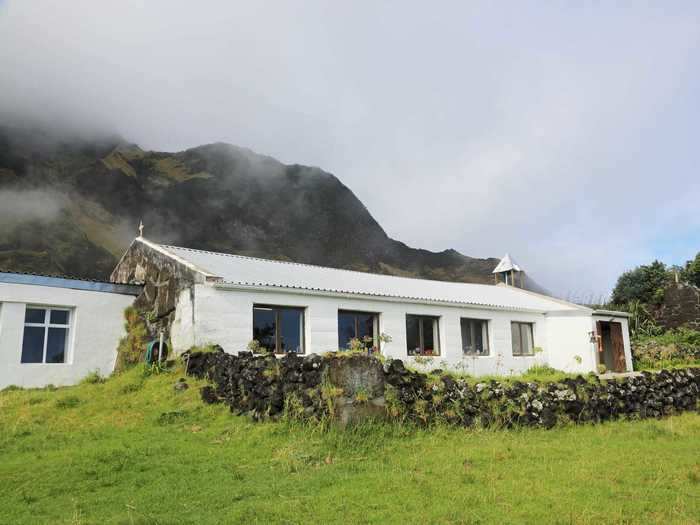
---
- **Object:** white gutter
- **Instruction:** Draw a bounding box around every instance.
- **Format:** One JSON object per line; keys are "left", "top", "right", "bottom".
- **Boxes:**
{"left": 211, "top": 281, "right": 553, "bottom": 314}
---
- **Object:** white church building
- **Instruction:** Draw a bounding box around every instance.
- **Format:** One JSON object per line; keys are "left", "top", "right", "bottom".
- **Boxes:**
{"left": 0, "top": 236, "right": 633, "bottom": 388}
{"left": 113, "top": 237, "right": 633, "bottom": 377}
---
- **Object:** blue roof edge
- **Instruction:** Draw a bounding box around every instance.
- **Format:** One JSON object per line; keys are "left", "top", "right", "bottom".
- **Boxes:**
{"left": 0, "top": 272, "right": 143, "bottom": 296}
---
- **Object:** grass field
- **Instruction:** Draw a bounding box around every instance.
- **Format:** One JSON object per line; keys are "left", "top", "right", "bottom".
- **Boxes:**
{"left": 1, "top": 366, "right": 698, "bottom": 525}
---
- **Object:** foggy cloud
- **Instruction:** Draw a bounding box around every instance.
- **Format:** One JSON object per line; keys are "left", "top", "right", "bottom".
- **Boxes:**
{"left": 1, "top": 1, "right": 699, "bottom": 297}
{"left": 0, "top": 190, "right": 66, "bottom": 223}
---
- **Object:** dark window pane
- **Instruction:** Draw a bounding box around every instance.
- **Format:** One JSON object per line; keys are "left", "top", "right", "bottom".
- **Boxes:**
{"left": 279, "top": 309, "right": 303, "bottom": 354}
{"left": 406, "top": 316, "right": 420, "bottom": 355}
{"left": 46, "top": 328, "right": 67, "bottom": 363}
{"left": 356, "top": 314, "right": 374, "bottom": 340}
{"left": 423, "top": 319, "right": 435, "bottom": 354}
{"left": 21, "top": 326, "right": 45, "bottom": 363}
{"left": 50, "top": 310, "right": 69, "bottom": 325}
{"left": 338, "top": 312, "right": 356, "bottom": 350}
{"left": 253, "top": 308, "right": 276, "bottom": 352}
{"left": 25, "top": 308, "right": 46, "bottom": 324}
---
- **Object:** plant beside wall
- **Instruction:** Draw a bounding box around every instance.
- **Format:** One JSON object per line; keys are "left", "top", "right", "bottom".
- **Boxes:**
{"left": 632, "top": 327, "right": 700, "bottom": 370}
{"left": 186, "top": 347, "right": 700, "bottom": 429}
{"left": 114, "top": 307, "right": 149, "bottom": 372}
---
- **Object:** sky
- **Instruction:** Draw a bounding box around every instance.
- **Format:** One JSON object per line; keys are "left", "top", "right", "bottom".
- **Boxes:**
{"left": 1, "top": 1, "right": 699, "bottom": 299}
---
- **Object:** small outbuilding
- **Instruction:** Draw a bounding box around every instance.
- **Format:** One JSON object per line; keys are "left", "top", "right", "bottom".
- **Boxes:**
{"left": 112, "top": 237, "right": 633, "bottom": 376}
{"left": 0, "top": 271, "right": 141, "bottom": 389}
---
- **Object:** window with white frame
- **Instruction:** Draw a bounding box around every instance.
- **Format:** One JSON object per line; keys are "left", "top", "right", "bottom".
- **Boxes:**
{"left": 511, "top": 322, "right": 534, "bottom": 356}
{"left": 21, "top": 307, "right": 71, "bottom": 364}
{"left": 461, "top": 318, "right": 490, "bottom": 356}
{"left": 406, "top": 314, "right": 440, "bottom": 356}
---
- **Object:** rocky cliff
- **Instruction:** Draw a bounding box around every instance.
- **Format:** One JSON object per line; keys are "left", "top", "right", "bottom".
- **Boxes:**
{"left": 0, "top": 124, "right": 499, "bottom": 283}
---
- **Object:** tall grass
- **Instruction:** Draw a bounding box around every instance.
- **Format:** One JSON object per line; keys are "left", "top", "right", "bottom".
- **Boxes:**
{"left": 0, "top": 365, "right": 698, "bottom": 524}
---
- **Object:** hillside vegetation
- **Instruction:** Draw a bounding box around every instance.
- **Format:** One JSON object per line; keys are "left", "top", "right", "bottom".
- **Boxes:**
{"left": 1, "top": 365, "right": 699, "bottom": 524}
{"left": 602, "top": 255, "right": 700, "bottom": 370}
{"left": 0, "top": 124, "right": 499, "bottom": 283}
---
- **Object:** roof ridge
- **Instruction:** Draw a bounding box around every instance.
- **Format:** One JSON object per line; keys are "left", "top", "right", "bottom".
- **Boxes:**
{"left": 160, "top": 243, "right": 501, "bottom": 289}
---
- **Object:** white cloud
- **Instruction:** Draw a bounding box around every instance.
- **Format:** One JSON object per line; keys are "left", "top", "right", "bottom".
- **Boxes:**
{"left": 1, "top": 0, "right": 699, "bottom": 297}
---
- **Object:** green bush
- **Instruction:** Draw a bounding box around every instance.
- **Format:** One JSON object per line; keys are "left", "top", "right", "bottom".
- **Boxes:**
{"left": 611, "top": 260, "right": 670, "bottom": 305}
{"left": 55, "top": 396, "right": 81, "bottom": 409}
{"left": 680, "top": 252, "right": 700, "bottom": 287}
{"left": 632, "top": 327, "right": 700, "bottom": 370}
{"left": 80, "top": 370, "right": 105, "bottom": 385}
{"left": 115, "top": 306, "right": 149, "bottom": 371}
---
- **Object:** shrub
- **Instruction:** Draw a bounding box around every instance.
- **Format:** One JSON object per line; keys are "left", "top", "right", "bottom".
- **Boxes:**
{"left": 523, "top": 364, "right": 561, "bottom": 378}
{"left": 611, "top": 260, "right": 670, "bottom": 305}
{"left": 247, "top": 339, "right": 269, "bottom": 354}
{"left": 118, "top": 381, "right": 143, "bottom": 394}
{"left": 115, "top": 306, "right": 149, "bottom": 371}
{"left": 55, "top": 396, "right": 81, "bottom": 409}
{"left": 681, "top": 252, "right": 700, "bottom": 287}
{"left": 632, "top": 327, "right": 700, "bottom": 370}
{"left": 157, "top": 410, "right": 187, "bottom": 425}
{"left": 80, "top": 370, "right": 105, "bottom": 385}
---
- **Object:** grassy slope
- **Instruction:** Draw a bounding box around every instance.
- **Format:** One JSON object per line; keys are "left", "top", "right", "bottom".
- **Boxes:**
{"left": 0, "top": 367, "right": 698, "bottom": 525}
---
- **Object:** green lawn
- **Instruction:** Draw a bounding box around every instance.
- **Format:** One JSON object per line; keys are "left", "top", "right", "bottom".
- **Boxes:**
{"left": 1, "top": 367, "right": 698, "bottom": 525}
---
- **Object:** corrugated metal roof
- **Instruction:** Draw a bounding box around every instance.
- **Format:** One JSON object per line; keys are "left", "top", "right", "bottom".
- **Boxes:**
{"left": 150, "top": 241, "right": 584, "bottom": 313}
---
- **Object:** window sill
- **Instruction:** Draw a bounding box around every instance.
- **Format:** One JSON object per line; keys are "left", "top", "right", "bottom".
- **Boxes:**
{"left": 19, "top": 363, "right": 73, "bottom": 366}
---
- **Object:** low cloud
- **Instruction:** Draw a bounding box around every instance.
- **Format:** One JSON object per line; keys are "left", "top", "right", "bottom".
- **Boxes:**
{"left": 0, "top": 190, "right": 66, "bottom": 223}
{"left": 1, "top": 1, "right": 699, "bottom": 297}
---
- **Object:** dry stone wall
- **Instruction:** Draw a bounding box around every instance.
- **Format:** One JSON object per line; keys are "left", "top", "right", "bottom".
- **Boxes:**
{"left": 186, "top": 348, "right": 700, "bottom": 428}
{"left": 653, "top": 283, "right": 700, "bottom": 330}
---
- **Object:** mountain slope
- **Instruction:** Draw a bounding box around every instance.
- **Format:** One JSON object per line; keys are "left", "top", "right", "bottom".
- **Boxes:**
{"left": 0, "top": 124, "right": 499, "bottom": 283}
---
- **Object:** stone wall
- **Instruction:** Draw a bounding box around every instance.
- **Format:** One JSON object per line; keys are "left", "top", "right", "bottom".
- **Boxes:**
{"left": 186, "top": 349, "right": 699, "bottom": 428}
{"left": 111, "top": 240, "right": 198, "bottom": 339}
{"left": 653, "top": 282, "right": 700, "bottom": 330}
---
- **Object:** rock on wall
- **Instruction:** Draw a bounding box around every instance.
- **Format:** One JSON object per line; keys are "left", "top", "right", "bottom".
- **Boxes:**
{"left": 111, "top": 241, "right": 198, "bottom": 340}
{"left": 188, "top": 350, "right": 387, "bottom": 425}
{"left": 653, "top": 283, "right": 700, "bottom": 330}
{"left": 186, "top": 348, "right": 700, "bottom": 428}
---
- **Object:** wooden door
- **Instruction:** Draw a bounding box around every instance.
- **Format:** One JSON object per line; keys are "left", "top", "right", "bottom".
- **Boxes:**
{"left": 609, "top": 322, "right": 626, "bottom": 372}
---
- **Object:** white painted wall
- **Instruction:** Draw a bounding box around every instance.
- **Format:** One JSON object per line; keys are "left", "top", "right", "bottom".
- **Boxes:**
{"left": 0, "top": 283, "right": 134, "bottom": 388}
{"left": 171, "top": 287, "right": 196, "bottom": 351}
{"left": 184, "top": 284, "right": 594, "bottom": 376}
{"left": 545, "top": 313, "right": 598, "bottom": 373}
